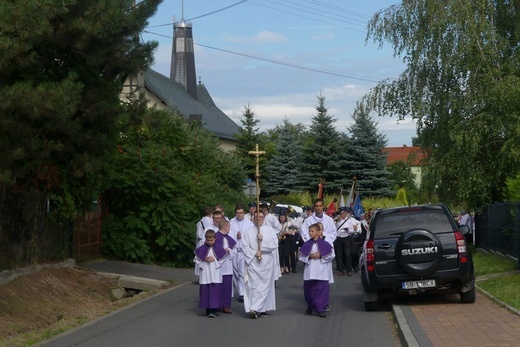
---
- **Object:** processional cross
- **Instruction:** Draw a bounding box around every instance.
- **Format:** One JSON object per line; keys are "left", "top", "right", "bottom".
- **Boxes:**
{"left": 249, "top": 144, "right": 265, "bottom": 261}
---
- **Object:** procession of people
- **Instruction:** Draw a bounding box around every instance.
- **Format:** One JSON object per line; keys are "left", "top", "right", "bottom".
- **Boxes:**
{"left": 193, "top": 197, "right": 368, "bottom": 319}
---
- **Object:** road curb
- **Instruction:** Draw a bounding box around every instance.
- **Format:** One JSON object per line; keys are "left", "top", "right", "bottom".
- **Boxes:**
{"left": 392, "top": 305, "right": 420, "bottom": 347}
{"left": 96, "top": 272, "right": 170, "bottom": 291}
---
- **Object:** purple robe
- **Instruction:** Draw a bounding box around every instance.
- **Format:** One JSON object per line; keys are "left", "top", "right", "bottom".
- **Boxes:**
{"left": 299, "top": 237, "right": 333, "bottom": 258}
{"left": 194, "top": 243, "right": 226, "bottom": 310}
{"left": 300, "top": 237, "right": 333, "bottom": 313}
{"left": 215, "top": 231, "right": 237, "bottom": 249}
{"left": 194, "top": 242, "right": 226, "bottom": 262}
{"left": 215, "top": 231, "right": 236, "bottom": 309}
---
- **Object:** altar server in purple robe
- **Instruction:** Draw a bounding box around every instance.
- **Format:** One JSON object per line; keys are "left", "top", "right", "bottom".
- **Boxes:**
{"left": 215, "top": 219, "right": 237, "bottom": 314}
{"left": 194, "top": 230, "right": 227, "bottom": 318}
{"left": 299, "top": 223, "right": 335, "bottom": 318}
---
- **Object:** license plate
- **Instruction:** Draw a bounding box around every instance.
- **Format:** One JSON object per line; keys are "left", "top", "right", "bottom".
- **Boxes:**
{"left": 402, "top": 279, "right": 436, "bottom": 289}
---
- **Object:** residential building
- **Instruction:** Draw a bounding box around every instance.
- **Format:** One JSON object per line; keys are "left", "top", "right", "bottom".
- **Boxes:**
{"left": 121, "top": 21, "right": 239, "bottom": 151}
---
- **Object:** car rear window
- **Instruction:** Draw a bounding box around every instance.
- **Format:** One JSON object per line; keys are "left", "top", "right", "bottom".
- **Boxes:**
{"left": 372, "top": 208, "right": 453, "bottom": 239}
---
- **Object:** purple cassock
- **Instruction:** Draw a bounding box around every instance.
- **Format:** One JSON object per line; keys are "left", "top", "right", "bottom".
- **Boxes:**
{"left": 194, "top": 242, "right": 226, "bottom": 309}
{"left": 215, "top": 232, "right": 237, "bottom": 309}
{"left": 300, "top": 238, "right": 333, "bottom": 314}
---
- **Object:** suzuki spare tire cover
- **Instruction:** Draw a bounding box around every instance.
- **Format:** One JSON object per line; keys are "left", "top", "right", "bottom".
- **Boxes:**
{"left": 396, "top": 229, "right": 443, "bottom": 277}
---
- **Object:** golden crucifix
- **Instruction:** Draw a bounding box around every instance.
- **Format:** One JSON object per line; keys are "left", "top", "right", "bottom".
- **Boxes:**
{"left": 249, "top": 143, "right": 265, "bottom": 261}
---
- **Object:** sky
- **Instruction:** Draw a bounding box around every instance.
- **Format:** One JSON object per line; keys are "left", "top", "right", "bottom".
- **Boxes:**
{"left": 141, "top": 0, "right": 416, "bottom": 147}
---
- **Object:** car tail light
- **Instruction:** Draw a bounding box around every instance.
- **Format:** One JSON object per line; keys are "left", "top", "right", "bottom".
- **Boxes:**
{"left": 454, "top": 231, "right": 468, "bottom": 263}
{"left": 365, "top": 239, "right": 375, "bottom": 272}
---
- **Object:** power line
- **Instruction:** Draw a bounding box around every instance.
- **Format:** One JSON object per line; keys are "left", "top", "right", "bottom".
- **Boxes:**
{"left": 247, "top": 0, "right": 366, "bottom": 33}
{"left": 185, "top": 0, "right": 248, "bottom": 21}
{"left": 263, "top": 0, "right": 367, "bottom": 26}
{"left": 146, "top": 0, "right": 370, "bottom": 34}
{"left": 144, "top": 30, "right": 382, "bottom": 83}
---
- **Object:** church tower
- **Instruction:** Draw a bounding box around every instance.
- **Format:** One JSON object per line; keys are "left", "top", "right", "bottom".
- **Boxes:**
{"left": 170, "top": 21, "right": 197, "bottom": 100}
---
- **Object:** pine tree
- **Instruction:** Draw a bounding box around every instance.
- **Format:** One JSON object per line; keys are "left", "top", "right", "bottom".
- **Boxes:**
{"left": 264, "top": 119, "right": 304, "bottom": 195}
{"left": 346, "top": 104, "right": 393, "bottom": 197}
{"left": 0, "top": 0, "right": 161, "bottom": 218}
{"left": 233, "top": 104, "right": 265, "bottom": 179}
{"left": 298, "top": 95, "right": 348, "bottom": 195}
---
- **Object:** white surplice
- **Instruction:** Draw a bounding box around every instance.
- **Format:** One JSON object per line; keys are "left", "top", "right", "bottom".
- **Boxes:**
{"left": 241, "top": 223, "right": 280, "bottom": 313}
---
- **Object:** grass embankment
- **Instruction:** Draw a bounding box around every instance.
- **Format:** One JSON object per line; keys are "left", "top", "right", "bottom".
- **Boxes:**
{"left": 473, "top": 249, "right": 520, "bottom": 311}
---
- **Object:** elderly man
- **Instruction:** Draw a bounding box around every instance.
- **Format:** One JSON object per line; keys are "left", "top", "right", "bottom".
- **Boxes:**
{"left": 241, "top": 211, "right": 280, "bottom": 319}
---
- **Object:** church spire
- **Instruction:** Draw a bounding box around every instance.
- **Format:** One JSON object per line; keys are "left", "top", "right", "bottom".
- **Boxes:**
{"left": 170, "top": 20, "right": 197, "bottom": 100}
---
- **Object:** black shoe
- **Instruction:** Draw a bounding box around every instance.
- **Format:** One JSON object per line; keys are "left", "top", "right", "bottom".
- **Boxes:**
{"left": 260, "top": 311, "right": 268, "bottom": 317}
{"left": 318, "top": 311, "right": 326, "bottom": 318}
{"left": 249, "top": 310, "right": 258, "bottom": 319}
{"left": 238, "top": 295, "right": 244, "bottom": 302}
{"left": 325, "top": 304, "right": 330, "bottom": 312}
{"left": 292, "top": 269, "right": 297, "bottom": 273}
{"left": 305, "top": 308, "right": 312, "bottom": 315}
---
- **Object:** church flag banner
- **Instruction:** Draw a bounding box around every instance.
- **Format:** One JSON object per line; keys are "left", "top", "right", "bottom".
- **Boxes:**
{"left": 353, "top": 193, "right": 364, "bottom": 219}
{"left": 347, "top": 180, "right": 355, "bottom": 207}
{"left": 317, "top": 179, "right": 324, "bottom": 200}
{"left": 339, "top": 189, "right": 345, "bottom": 208}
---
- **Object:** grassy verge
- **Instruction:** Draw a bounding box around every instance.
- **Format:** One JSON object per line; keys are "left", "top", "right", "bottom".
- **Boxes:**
{"left": 473, "top": 249, "right": 520, "bottom": 311}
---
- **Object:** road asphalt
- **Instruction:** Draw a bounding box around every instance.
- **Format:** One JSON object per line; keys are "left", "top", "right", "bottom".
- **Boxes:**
{"left": 81, "top": 259, "right": 520, "bottom": 347}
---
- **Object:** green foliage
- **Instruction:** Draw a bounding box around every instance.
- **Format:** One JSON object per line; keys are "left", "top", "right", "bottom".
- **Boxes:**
{"left": 395, "top": 188, "right": 408, "bottom": 206}
{"left": 478, "top": 275, "right": 520, "bottom": 311}
{"left": 347, "top": 104, "right": 393, "bottom": 197}
{"left": 0, "top": 0, "right": 160, "bottom": 219}
{"left": 298, "top": 94, "right": 349, "bottom": 194}
{"left": 473, "top": 250, "right": 518, "bottom": 276}
{"left": 505, "top": 173, "right": 520, "bottom": 201}
{"left": 264, "top": 119, "right": 304, "bottom": 195}
{"left": 102, "top": 109, "right": 246, "bottom": 265}
{"left": 233, "top": 104, "right": 265, "bottom": 179}
{"left": 363, "top": 1, "right": 520, "bottom": 211}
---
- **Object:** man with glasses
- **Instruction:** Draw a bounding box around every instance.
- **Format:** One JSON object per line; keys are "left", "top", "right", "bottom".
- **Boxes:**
{"left": 230, "top": 203, "right": 254, "bottom": 302}
{"left": 241, "top": 211, "right": 280, "bottom": 319}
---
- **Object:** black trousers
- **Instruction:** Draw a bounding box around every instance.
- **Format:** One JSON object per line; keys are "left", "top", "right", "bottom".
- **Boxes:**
{"left": 333, "top": 237, "right": 352, "bottom": 272}
{"left": 279, "top": 238, "right": 294, "bottom": 269}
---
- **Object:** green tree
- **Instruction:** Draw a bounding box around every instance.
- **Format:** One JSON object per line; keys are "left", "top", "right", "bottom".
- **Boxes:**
{"left": 103, "top": 109, "right": 246, "bottom": 265}
{"left": 233, "top": 104, "right": 266, "bottom": 180}
{"left": 264, "top": 119, "right": 305, "bottom": 195}
{"left": 505, "top": 174, "right": 520, "bottom": 202}
{"left": 0, "top": 0, "right": 161, "bottom": 218}
{"left": 363, "top": 1, "right": 520, "bottom": 211}
{"left": 298, "top": 94, "right": 348, "bottom": 194}
{"left": 387, "top": 161, "right": 421, "bottom": 202}
{"left": 346, "top": 104, "right": 393, "bottom": 197}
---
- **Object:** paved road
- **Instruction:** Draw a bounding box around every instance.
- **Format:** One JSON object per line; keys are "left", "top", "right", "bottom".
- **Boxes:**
{"left": 40, "top": 261, "right": 400, "bottom": 347}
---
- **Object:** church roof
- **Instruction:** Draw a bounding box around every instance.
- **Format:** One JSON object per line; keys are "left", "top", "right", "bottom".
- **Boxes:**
{"left": 143, "top": 69, "right": 239, "bottom": 141}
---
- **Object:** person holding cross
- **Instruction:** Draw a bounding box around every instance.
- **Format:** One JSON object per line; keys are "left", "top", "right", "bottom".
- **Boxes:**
{"left": 241, "top": 210, "right": 280, "bottom": 318}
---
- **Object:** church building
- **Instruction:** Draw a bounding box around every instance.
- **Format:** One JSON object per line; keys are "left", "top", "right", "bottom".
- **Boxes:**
{"left": 121, "top": 21, "right": 239, "bottom": 151}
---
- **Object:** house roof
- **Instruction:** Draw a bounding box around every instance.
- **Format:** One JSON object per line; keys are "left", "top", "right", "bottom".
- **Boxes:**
{"left": 384, "top": 145, "right": 425, "bottom": 166}
{"left": 143, "top": 69, "right": 239, "bottom": 141}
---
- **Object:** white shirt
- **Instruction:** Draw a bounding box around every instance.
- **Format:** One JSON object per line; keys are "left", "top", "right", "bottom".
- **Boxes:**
{"left": 301, "top": 213, "right": 337, "bottom": 245}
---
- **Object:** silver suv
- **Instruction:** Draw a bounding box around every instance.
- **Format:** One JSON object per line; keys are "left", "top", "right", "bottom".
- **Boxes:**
{"left": 360, "top": 204, "right": 475, "bottom": 311}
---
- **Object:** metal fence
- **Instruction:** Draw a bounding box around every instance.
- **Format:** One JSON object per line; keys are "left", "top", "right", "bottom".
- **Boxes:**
{"left": 475, "top": 202, "right": 520, "bottom": 263}
{"left": 0, "top": 191, "right": 103, "bottom": 271}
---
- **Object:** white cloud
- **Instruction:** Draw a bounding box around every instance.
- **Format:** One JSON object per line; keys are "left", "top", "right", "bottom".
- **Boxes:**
{"left": 253, "top": 31, "right": 287, "bottom": 43}
{"left": 310, "top": 32, "right": 335, "bottom": 41}
{"left": 223, "top": 31, "right": 287, "bottom": 45}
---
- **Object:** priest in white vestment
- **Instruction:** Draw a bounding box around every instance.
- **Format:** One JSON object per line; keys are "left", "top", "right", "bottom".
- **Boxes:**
{"left": 241, "top": 211, "right": 281, "bottom": 318}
